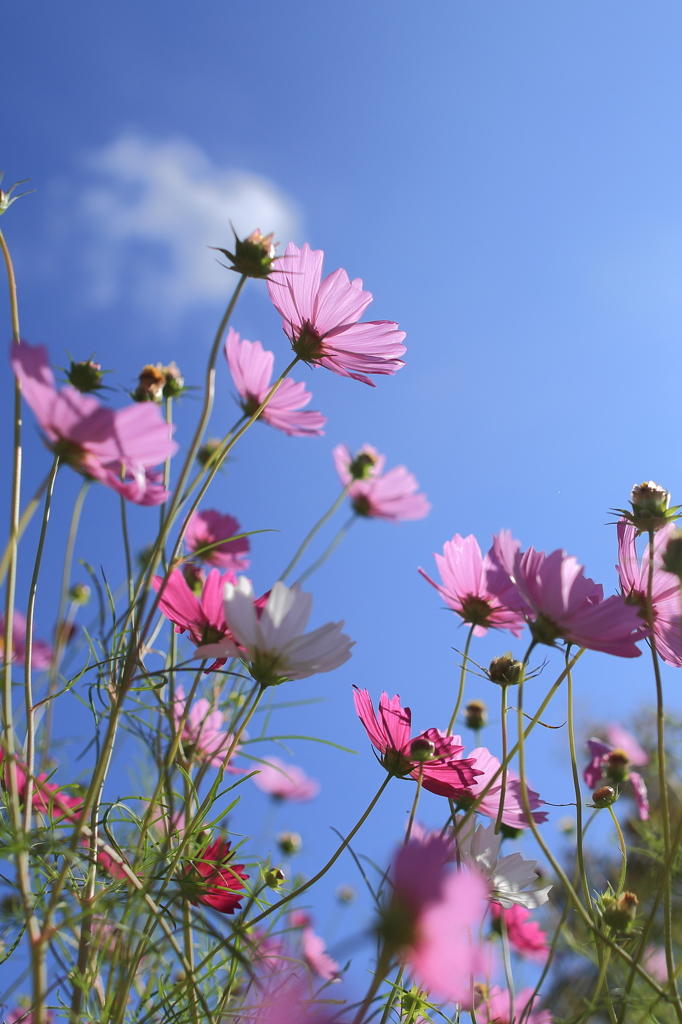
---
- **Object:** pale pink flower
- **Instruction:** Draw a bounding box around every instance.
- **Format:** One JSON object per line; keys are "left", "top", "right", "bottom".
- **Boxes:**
{"left": 450, "top": 744, "right": 547, "bottom": 829}
{"left": 152, "top": 568, "right": 235, "bottom": 671}
{"left": 419, "top": 530, "right": 528, "bottom": 636}
{"left": 513, "top": 546, "right": 644, "bottom": 658}
{"left": 172, "top": 685, "right": 237, "bottom": 769}
{"left": 267, "top": 242, "right": 406, "bottom": 386}
{"left": 353, "top": 688, "right": 480, "bottom": 797}
{"left": 584, "top": 737, "right": 649, "bottom": 820}
{"left": 185, "top": 508, "right": 250, "bottom": 571}
{"left": 249, "top": 976, "right": 339, "bottom": 1023}
{"left": 617, "top": 521, "right": 682, "bottom": 666}
{"left": 644, "top": 945, "right": 668, "bottom": 983}
{"left": 301, "top": 927, "right": 340, "bottom": 981}
{"left": 0, "top": 611, "right": 52, "bottom": 669}
{"left": 11, "top": 342, "right": 177, "bottom": 505}
{"left": 252, "top": 757, "right": 319, "bottom": 801}
{"left": 333, "top": 444, "right": 429, "bottom": 521}
{"left": 605, "top": 723, "right": 649, "bottom": 767}
{"left": 490, "top": 902, "right": 549, "bottom": 960}
{"left": 480, "top": 985, "right": 552, "bottom": 1024}
{"left": 7, "top": 1010, "right": 54, "bottom": 1024}
{"left": 389, "top": 834, "right": 488, "bottom": 1005}
{"left": 225, "top": 328, "right": 326, "bottom": 437}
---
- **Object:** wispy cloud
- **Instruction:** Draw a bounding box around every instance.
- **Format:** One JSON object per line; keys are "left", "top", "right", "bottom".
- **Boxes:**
{"left": 75, "top": 134, "right": 300, "bottom": 312}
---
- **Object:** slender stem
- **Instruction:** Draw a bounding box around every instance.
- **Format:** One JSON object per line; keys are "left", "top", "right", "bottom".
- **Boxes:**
{"left": 352, "top": 948, "right": 393, "bottom": 1024}
{"left": 120, "top": 493, "right": 134, "bottom": 607}
{"left": 182, "top": 773, "right": 199, "bottom": 1024}
{"left": 278, "top": 484, "right": 351, "bottom": 581}
{"left": 609, "top": 806, "right": 627, "bottom": 896}
{"left": 405, "top": 766, "right": 424, "bottom": 843}
{"left": 447, "top": 625, "right": 474, "bottom": 735}
{"left": 494, "top": 684, "right": 508, "bottom": 835}
{"left": 295, "top": 513, "right": 357, "bottom": 586}
{"left": 567, "top": 650, "right": 591, "bottom": 913}
{"left": 0, "top": 468, "right": 55, "bottom": 586}
{"left": 500, "top": 912, "right": 515, "bottom": 1023}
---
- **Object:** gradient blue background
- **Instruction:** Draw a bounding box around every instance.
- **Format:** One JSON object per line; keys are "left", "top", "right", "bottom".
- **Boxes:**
{"left": 2, "top": 0, "right": 682, "bottom": 1009}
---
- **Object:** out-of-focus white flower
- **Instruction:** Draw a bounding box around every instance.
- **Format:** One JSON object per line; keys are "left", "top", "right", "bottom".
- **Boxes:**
{"left": 456, "top": 820, "right": 551, "bottom": 910}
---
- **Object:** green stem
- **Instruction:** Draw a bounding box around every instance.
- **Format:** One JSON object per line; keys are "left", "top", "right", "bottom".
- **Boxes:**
{"left": 609, "top": 805, "right": 627, "bottom": 896}
{"left": 120, "top": 493, "right": 134, "bottom": 607}
{"left": 405, "top": 765, "right": 424, "bottom": 843}
{"left": 567, "top": 649, "right": 591, "bottom": 913}
{"left": 279, "top": 483, "right": 351, "bottom": 582}
{"left": 295, "top": 513, "right": 357, "bottom": 586}
{"left": 447, "top": 625, "right": 474, "bottom": 735}
{"left": 0, "top": 468, "right": 55, "bottom": 586}
{"left": 352, "top": 947, "right": 393, "bottom": 1024}
{"left": 494, "top": 684, "right": 509, "bottom": 835}
{"left": 182, "top": 773, "right": 198, "bottom": 1024}
{"left": 500, "top": 912, "right": 515, "bottom": 1022}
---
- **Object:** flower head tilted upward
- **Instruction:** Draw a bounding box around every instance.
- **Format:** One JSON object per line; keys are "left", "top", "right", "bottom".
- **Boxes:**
{"left": 267, "top": 243, "right": 406, "bottom": 386}
{"left": 200, "top": 577, "right": 353, "bottom": 686}
{"left": 333, "top": 444, "right": 429, "bottom": 521}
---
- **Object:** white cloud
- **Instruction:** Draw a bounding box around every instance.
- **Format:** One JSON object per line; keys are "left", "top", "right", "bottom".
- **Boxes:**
{"left": 76, "top": 134, "right": 300, "bottom": 312}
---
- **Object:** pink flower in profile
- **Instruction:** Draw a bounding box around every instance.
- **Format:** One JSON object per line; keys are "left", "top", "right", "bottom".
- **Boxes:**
{"left": 7, "top": 1010, "right": 54, "bottom": 1024}
{"left": 0, "top": 750, "right": 82, "bottom": 823}
{"left": 0, "top": 611, "right": 52, "bottom": 669}
{"left": 252, "top": 757, "right": 319, "bottom": 801}
{"left": 388, "top": 834, "right": 488, "bottom": 1005}
{"left": 419, "top": 531, "right": 528, "bottom": 636}
{"left": 267, "top": 242, "right": 406, "bottom": 386}
{"left": 617, "top": 521, "right": 682, "bottom": 666}
{"left": 584, "top": 736, "right": 649, "bottom": 820}
{"left": 184, "top": 837, "right": 248, "bottom": 915}
{"left": 333, "top": 444, "right": 429, "bottom": 522}
{"left": 354, "top": 689, "right": 480, "bottom": 797}
{"left": 225, "top": 328, "right": 326, "bottom": 437}
{"left": 301, "top": 927, "right": 340, "bottom": 981}
{"left": 480, "top": 986, "right": 552, "bottom": 1024}
{"left": 606, "top": 723, "right": 649, "bottom": 766}
{"left": 11, "top": 342, "right": 177, "bottom": 506}
{"left": 152, "top": 568, "right": 235, "bottom": 671}
{"left": 450, "top": 745, "right": 548, "bottom": 829}
{"left": 172, "top": 685, "right": 237, "bottom": 769}
{"left": 513, "top": 546, "right": 644, "bottom": 658}
{"left": 185, "top": 508, "right": 250, "bottom": 571}
{"left": 490, "top": 902, "right": 549, "bottom": 961}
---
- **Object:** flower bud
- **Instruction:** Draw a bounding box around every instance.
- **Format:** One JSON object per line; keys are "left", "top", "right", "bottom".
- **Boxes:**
{"left": 0, "top": 176, "right": 34, "bottom": 215}
{"left": 133, "top": 364, "right": 166, "bottom": 403}
{"left": 488, "top": 654, "right": 523, "bottom": 687}
{"left": 213, "top": 228, "right": 278, "bottom": 279}
{"left": 663, "top": 531, "right": 682, "bottom": 579}
{"left": 277, "top": 831, "right": 302, "bottom": 856}
{"left": 401, "top": 992, "right": 428, "bottom": 1016}
{"left": 161, "top": 361, "right": 185, "bottom": 399}
{"left": 629, "top": 481, "right": 674, "bottom": 532}
{"left": 67, "top": 358, "right": 106, "bottom": 393}
{"left": 263, "top": 867, "right": 285, "bottom": 889}
{"left": 464, "top": 699, "right": 487, "bottom": 731}
{"left": 336, "top": 884, "right": 357, "bottom": 904}
{"left": 603, "top": 891, "right": 638, "bottom": 932}
{"left": 68, "top": 583, "right": 91, "bottom": 606}
{"left": 592, "top": 785, "right": 617, "bottom": 808}
{"left": 348, "top": 450, "right": 378, "bottom": 480}
{"left": 196, "top": 438, "right": 223, "bottom": 469}
{"left": 558, "top": 816, "right": 576, "bottom": 835}
{"left": 605, "top": 749, "right": 630, "bottom": 784}
{"left": 409, "top": 737, "right": 435, "bottom": 762}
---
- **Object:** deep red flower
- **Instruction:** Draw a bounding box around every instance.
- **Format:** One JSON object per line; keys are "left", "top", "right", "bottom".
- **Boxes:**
{"left": 185, "top": 838, "right": 248, "bottom": 915}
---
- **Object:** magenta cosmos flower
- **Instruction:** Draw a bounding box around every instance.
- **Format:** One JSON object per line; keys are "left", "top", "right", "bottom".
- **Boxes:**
{"left": 450, "top": 744, "right": 547, "bottom": 829}
{"left": 267, "top": 243, "right": 406, "bottom": 386}
{"left": 584, "top": 735, "right": 649, "bottom": 820}
{"left": 420, "top": 530, "right": 527, "bottom": 636}
{"left": 11, "top": 342, "right": 177, "bottom": 506}
{"left": 225, "top": 328, "right": 326, "bottom": 437}
{"left": 301, "top": 926, "right": 340, "bottom": 981}
{"left": 386, "top": 832, "right": 488, "bottom": 1006}
{"left": 0, "top": 750, "right": 82, "bottom": 823}
{"left": 185, "top": 508, "right": 250, "bottom": 572}
{"left": 252, "top": 756, "right": 320, "bottom": 801}
{"left": 479, "top": 986, "right": 552, "bottom": 1024}
{"left": 153, "top": 568, "right": 238, "bottom": 671}
{"left": 353, "top": 688, "right": 480, "bottom": 797}
{"left": 617, "top": 521, "right": 682, "bottom": 666}
{"left": 184, "top": 837, "right": 249, "bottom": 915}
{"left": 333, "top": 444, "right": 430, "bottom": 521}
{"left": 490, "top": 903, "right": 549, "bottom": 961}
{"left": 0, "top": 611, "right": 52, "bottom": 669}
{"left": 513, "top": 547, "right": 644, "bottom": 658}
{"left": 172, "top": 685, "right": 238, "bottom": 769}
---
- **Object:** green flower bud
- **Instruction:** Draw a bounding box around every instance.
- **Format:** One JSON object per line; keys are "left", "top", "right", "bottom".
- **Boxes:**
{"left": 67, "top": 358, "right": 107, "bottom": 393}
{"left": 263, "top": 867, "right": 285, "bottom": 889}
{"left": 133, "top": 364, "right": 166, "bottom": 403}
{"left": 464, "top": 699, "right": 487, "bottom": 731}
{"left": 488, "top": 654, "right": 524, "bottom": 686}
{"left": 68, "top": 583, "right": 91, "bottom": 606}
{"left": 277, "top": 831, "right": 302, "bottom": 856}
{"left": 213, "top": 228, "right": 278, "bottom": 279}
{"left": 196, "top": 438, "right": 223, "bottom": 469}
{"left": 591, "top": 785, "right": 617, "bottom": 808}
{"left": 336, "top": 885, "right": 356, "bottom": 904}
{"left": 0, "top": 175, "right": 34, "bottom": 215}
{"left": 603, "top": 891, "right": 638, "bottom": 932}
{"left": 628, "top": 481, "right": 676, "bottom": 533}
{"left": 605, "top": 749, "right": 630, "bottom": 784}
{"left": 409, "top": 737, "right": 436, "bottom": 762}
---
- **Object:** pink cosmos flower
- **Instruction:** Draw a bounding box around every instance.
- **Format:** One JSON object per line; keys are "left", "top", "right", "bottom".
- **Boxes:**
{"left": 172, "top": 685, "right": 237, "bottom": 769}
{"left": 0, "top": 611, "right": 53, "bottom": 669}
{"left": 388, "top": 833, "right": 488, "bottom": 1005}
{"left": 644, "top": 945, "right": 668, "bottom": 984}
{"left": 480, "top": 986, "right": 552, "bottom": 1024}
{"left": 451, "top": 745, "right": 548, "bottom": 829}
{"left": 225, "top": 328, "right": 326, "bottom": 437}
{"left": 11, "top": 342, "right": 177, "bottom": 505}
{"left": 252, "top": 757, "right": 320, "bottom": 801}
{"left": 513, "top": 547, "right": 644, "bottom": 658}
{"left": 353, "top": 688, "right": 480, "bottom": 798}
{"left": 584, "top": 737, "right": 649, "bottom": 820}
{"left": 267, "top": 242, "right": 406, "bottom": 386}
{"left": 419, "top": 531, "right": 528, "bottom": 636}
{"left": 617, "top": 521, "right": 682, "bottom": 666}
{"left": 250, "top": 977, "right": 340, "bottom": 1024}
{"left": 333, "top": 444, "right": 429, "bottom": 521}
{"left": 152, "top": 568, "right": 237, "bottom": 671}
{"left": 7, "top": 1011, "right": 54, "bottom": 1024}
{"left": 301, "top": 927, "right": 340, "bottom": 981}
{"left": 185, "top": 508, "right": 250, "bottom": 571}
{"left": 185, "top": 837, "right": 248, "bottom": 915}
{"left": 605, "top": 723, "right": 649, "bottom": 766}
{"left": 0, "top": 750, "right": 82, "bottom": 823}
{"left": 490, "top": 902, "right": 549, "bottom": 961}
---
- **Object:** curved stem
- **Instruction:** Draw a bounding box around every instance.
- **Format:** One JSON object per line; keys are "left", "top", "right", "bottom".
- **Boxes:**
{"left": 494, "top": 684, "right": 509, "bottom": 835}
{"left": 352, "top": 948, "right": 393, "bottom": 1024}
{"left": 447, "top": 625, "right": 474, "bottom": 735}
{"left": 609, "top": 805, "right": 627, "bottom": 896}
{"left": 278, "top": 483, "right": 351, "bottom": 582}
{"left": 295, "top": 513, "right": 357, "bottom": 586}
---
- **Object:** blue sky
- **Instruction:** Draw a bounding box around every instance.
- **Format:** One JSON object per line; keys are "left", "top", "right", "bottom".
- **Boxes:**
{"left": 3, "top": 0, "right": 682, "bottom": 1003}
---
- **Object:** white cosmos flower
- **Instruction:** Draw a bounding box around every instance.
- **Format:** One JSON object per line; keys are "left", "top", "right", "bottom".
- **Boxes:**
{"left": 456, "top": 819, "right": 552, "bottom": 910}
{"left": 197, "top": 577, "right": 353, "bottom": 686}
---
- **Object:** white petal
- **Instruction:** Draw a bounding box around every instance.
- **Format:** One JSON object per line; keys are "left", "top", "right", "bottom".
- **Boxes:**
{"left": 281, "top": 622, "right": 353, "bottom": 678}
{"left": 259, "top": 582, "right": 312, "bottom": 649}
{"left": 194, "top": 639, "right": 241, "bottom": 659}
{"left": 224, "top": 575, "right": 258, "bottom": 648}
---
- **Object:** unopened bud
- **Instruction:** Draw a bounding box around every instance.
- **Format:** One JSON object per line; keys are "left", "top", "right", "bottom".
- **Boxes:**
{"left": 464, "top": 699, "right": 487, "bottom": 731}
{"left": 592, "top": 785, "right": 617, "bottom": 808}
{"left": 196, "top": 438, "right": 223, "bottom": 469}
{"left": 133, "top": 364, "right": 166, "bottom": 403}
{"left": 277, "top": 831, "right": 302, "bottom": 856}
{"left": 603, "top": 891, "right": 638, "bottom": 932}
{"left": 605, "top": 749, "right": 630, "bottom": 784}
{"left": 68, "top": 583, "right": 91, "bottom": 606}
{"left": 0, "top": 176, "right": 34, "bottom": 215}
{"left": 263, "top": 867, "right": 285, "bottom": 889}
{"left": 558, "top": 816, "right": 576, "bottom": 835}
{"left": 488, "top": 654, "right": 523, "bottom": 687}
{"left": 336, "top": 885, "right": 357, "bottom": 904}
{"left": 401, "top": 992, "right": 427, "bottom": 1015}
{"left": 629, "top": 481, "right": 674, "bottom": 532}
{"left": 160, "top": 361, "right": 185, "bottom": 399}
{"left": 409, "top": 737, "right": 435, "bottom": 762}
{"left": 213, "top": 228, "right": 278, "bottom": 279}
{"left": 663, "top": 531, "right": 682, "bottom": 579}
{"left": 67, "top": 358, "right": 107, "bottom": 393}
